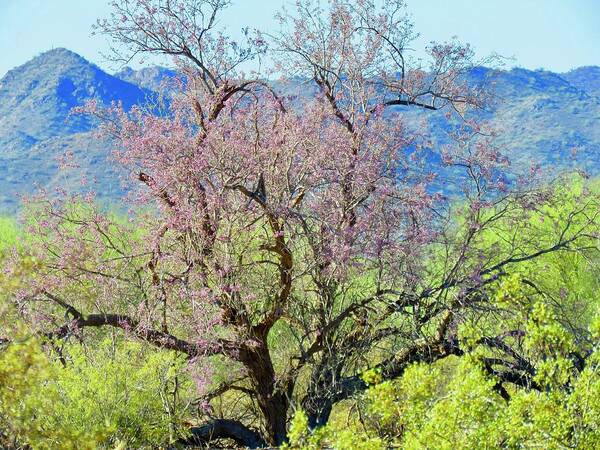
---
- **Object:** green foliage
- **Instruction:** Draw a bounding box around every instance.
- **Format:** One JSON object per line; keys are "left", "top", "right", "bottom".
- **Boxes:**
{"left": 484, "top": 176, "right": 600, "bottom": 333}
{"left": 2, "top": 178, "right": 600, "bottom": 448}
{"left": 499, "top": 348, "right": 600, "bottom": 449}
{"left": 284, "top": 407, "right": 385, "bottom": 450}
{"left": 0, "top": 337, "right": 192, "bottom": 449}
{"left": 1, "top": 232, "right": 194, "bottom": 449}
{"left": 0, "top": 216, "right": 18, "bottom": 252}
{"left": 0, "top": 335, "right": 107, "bottom": 449}
{"left": 526, "top": 301, "right": 576, "bottom": 387}
{"left": 53, "top": 339, "right": 193, "bottom": 448}
{"left": 287, "top": 352, "right": 599, "bottom": 449}
{"left": 283, "top": 409, "right": 312, "bottom": 449}
{"left": 286, "top": 273, "right": 600, "bottom": 450}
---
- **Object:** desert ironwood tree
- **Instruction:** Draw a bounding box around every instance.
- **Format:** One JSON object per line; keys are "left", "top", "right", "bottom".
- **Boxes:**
{"left": 5, "top": 0, "right": 599, "bottom": 447}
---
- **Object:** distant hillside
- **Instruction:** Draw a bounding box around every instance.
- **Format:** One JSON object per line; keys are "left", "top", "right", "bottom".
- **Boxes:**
{"left": 114, "top": 66, "right": 180, "bottom": 93}
{"left": 381, "top": 66, "right": 600, "bottom": 178}
{"left": 0, "top": 48, "right": 151, "bottom": 143}
{"left": 487, "top": 68, "right": 600, "bottom": 172}
{"left": 0, "top": 48, "right": 598, "bottom": 212}
{"left": 561, "top": 66, "right": 600, "bottom": 99}
{"left": 0, "top": 49, "right": 154, "bottom": 212}
{"left": 469, "top": 67, "right": 600, "bottom": 171}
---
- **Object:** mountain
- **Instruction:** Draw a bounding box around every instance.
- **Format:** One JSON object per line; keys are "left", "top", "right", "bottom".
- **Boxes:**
{"left": 115, "top": 66, "right": 180, "bottom": 93}
{"left": 0, "top": 48, "right": 154, "bottom": 212}
{"left": 0, "top": 48, "right": 599, "bottom": 212}
{"left": 392, "top": 66, "right": 600, "bottom": 176}
{"left": 486, "top": 68, "right": 600, "bottom": 171}
{"left": 0, "top": 48, "right": 151, "bottom": 143}
{"left": 561, "top": 66, "right": 600, "bottom": 99}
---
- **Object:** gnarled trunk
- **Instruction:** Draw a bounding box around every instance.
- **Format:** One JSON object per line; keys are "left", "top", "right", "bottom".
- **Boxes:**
{"left": 240, "top": 337, "right": 290, "bottom": 446}
{"left": 180, "top": 419, "right": 266, "bottom": 448}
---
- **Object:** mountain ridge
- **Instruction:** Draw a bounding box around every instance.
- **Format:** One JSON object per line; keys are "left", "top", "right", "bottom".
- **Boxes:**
{"left": 0, "top": 48, "right": 598, "bottom": 212}
{"left": 0, "top": 48, "right": 156, "bottom": 211}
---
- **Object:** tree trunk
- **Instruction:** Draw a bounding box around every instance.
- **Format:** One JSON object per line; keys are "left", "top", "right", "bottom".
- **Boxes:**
{"left": 240, "top": 338, "right": 290, "bottom": 446}
{"left": 179, "top": 419, "right": 266, "bottom": 448}
{"left": 302, "top": 357, "right": 347, "bottom": 430}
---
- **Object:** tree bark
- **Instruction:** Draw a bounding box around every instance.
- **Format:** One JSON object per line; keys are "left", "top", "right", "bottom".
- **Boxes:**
{"left": 179, "top": 419, "right": 266, "bottom": 448}
{"left": 239, "top": 338, "right": 290, "bottom": 446}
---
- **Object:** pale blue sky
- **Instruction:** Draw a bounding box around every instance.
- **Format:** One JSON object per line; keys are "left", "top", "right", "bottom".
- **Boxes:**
{"left": 1, "top": 0, "right": 599, "bottom": 78}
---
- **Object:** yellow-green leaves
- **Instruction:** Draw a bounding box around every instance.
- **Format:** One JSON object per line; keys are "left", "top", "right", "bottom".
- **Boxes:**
{"left": 0, "top": 337, "right": 107, "bottom": 449}
{"left": 526, "top": 302, "right": 576, "bottom": 387}
{"left": 307, "top": 355, "right": 600, "bottom": 449}
{"left": 0, "top": 338, "right": 192, "bottom": 449}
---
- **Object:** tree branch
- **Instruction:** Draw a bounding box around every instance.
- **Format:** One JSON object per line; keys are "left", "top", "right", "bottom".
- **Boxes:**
{"left": 178, "top": 419, "right": 267, "bottom": 448}
{"left": 44, "top": 313, "right": 213, "bottom": 358}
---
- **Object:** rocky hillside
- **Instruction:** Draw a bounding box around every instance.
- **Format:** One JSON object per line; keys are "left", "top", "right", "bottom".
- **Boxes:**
{"left": 0, "top": 49, "right": 156, "bottom": 211}
{"left": 398, "top": 66, "right": 600, "bottom": 174}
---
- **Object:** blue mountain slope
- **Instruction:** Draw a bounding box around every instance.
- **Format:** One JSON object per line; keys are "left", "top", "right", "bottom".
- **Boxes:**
{"left": 0, "top": 49, "right": 154, "bottom": 212}
{"left": 395, "top": 67, "right": 600, "bottom": 177}
{"left": 561, "top": 66, "right": 600, "bottom": 99}
{"left": 115, "top": 66, "right": 180, "bottom": 93}
{"left": 481, "top": 68, "right": 599, "bottom": 172}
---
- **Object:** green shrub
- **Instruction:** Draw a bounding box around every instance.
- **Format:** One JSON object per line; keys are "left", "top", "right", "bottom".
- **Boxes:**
{"left": 0, "top": 337, "right": 192, "bottom": 449}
